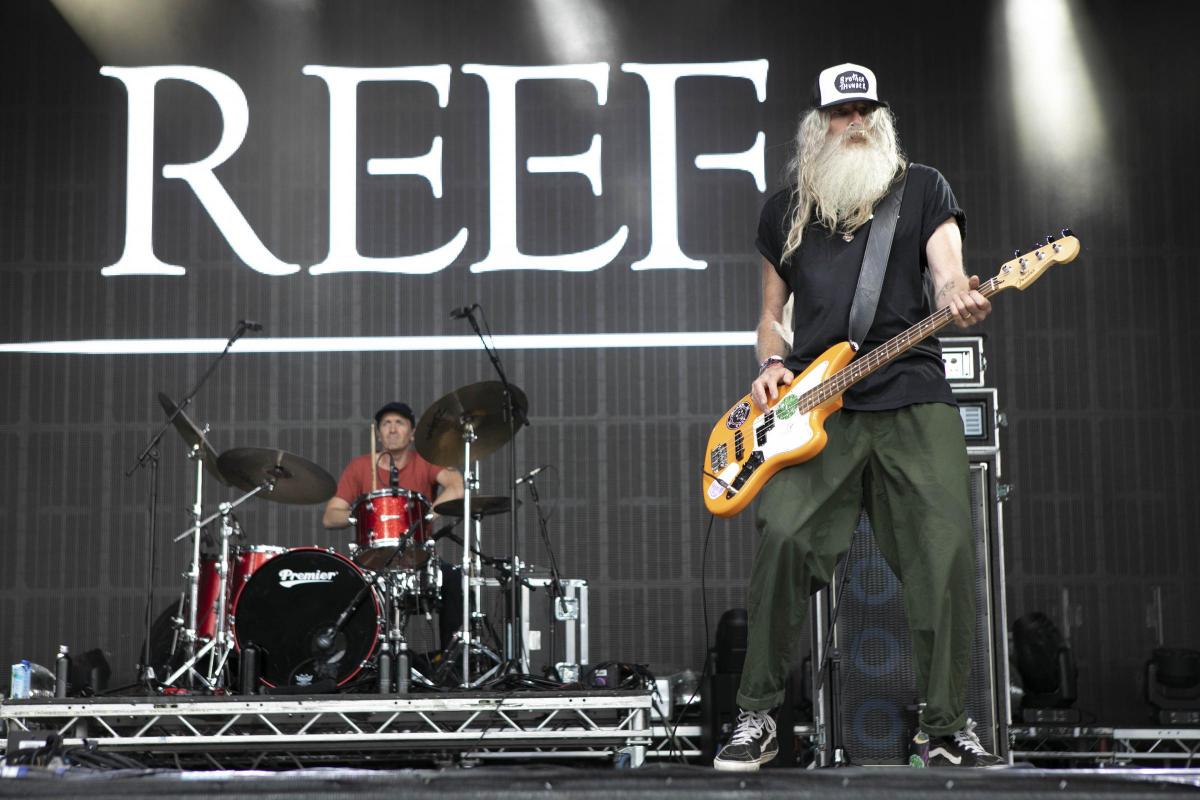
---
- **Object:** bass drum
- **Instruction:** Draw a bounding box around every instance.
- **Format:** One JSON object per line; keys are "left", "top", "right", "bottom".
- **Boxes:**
{"left": 232, "top": 547, "right": 380, "bottom": 689}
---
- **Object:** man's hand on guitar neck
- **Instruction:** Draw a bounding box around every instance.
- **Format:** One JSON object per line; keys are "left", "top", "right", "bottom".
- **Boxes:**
{"left": 752, "top": 362, "right": 796, "bottom": 413}
{"left": 937, "top": 273, "right": 992, "bottom": 328}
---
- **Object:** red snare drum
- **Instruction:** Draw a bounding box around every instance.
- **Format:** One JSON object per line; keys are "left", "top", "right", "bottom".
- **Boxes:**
{"left": 194, "top": 545, "right": 286, "bottom": 639}
{"left": 351, "top": 488, "right": 432, "bottom": 570}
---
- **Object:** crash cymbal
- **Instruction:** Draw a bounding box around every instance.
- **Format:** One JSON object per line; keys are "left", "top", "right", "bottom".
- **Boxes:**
{"left": 433, "top": 495, "right": 521, "bottom": 519}
{"left": 158, "top": 392, "right": 227, "bottom": 485}
{"left": 215, "top": 447, "right": 336, "bottom": 505}
{"left": 415, "top": 381, "right": 528, "bottom": 468}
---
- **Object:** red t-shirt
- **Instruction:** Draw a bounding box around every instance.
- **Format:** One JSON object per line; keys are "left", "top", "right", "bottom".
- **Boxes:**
{"left": 335, "top": 451, "right": 442, "bottom": 506}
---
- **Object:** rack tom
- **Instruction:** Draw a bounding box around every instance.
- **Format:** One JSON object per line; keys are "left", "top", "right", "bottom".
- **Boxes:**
{"left": 350, "top": 488, "right": 432, "bottom": 571}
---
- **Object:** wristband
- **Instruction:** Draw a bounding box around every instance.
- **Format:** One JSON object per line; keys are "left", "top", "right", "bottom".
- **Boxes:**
{"left": 758, "top": 355, "right": 785, "bottom": 373}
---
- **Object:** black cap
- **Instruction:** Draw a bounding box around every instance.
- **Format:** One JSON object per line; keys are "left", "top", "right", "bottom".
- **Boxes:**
{"left": 374, "top": 401, "right": 415, "bottom": 427}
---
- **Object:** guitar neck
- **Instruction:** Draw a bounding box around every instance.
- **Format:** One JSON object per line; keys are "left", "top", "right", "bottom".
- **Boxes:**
{"left": 803, "top": 276, "right": 1004, "bottom": 409}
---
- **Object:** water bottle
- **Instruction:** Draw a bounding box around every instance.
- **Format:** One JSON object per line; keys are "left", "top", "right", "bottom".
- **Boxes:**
{"left": 10, "top": 660, "right": 31, "bottom": 699}
{"left": 55, "top": 645, "right": 71, "bottom": 698}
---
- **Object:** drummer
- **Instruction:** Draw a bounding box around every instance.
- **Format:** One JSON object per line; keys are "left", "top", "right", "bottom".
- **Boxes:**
{"left": 322, "top": 401, "right": 464, "bottom": 528}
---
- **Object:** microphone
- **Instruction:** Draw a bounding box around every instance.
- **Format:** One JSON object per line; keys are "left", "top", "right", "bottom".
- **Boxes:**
{"left": 314, "top": 625, "right": 337, "bottom": 651}
{"left": 389, "top": 455, "right": 399, "bottom": 489}
{"left": 238, "top": 320, "right": 264, "bottom": 332}
{"left": 515, "top": 464, "right": 549, "bottom": 486}
{"left": 449, "top": 304, "right": 479, "bottom": 320}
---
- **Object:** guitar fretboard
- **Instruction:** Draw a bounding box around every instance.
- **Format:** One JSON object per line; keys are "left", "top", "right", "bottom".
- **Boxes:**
{"left": 797, "top": 275, "right": 1004, "bottom": 413}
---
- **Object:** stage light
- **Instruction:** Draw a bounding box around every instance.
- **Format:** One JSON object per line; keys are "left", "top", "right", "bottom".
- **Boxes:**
{"left": 49, "top": 0, "right": 194, "bottom": 63}
{"left": 529, "top": 0, "right": 618, "bottom": 65}
{"left": 1001, "top": 0, "right": 1113, "bottom": 212}
{"left": 1012, "top": 611, "right": 1079, "bottom": 723}
{"left": 1146, "top": 647, "right": 1200, "bottom": 725}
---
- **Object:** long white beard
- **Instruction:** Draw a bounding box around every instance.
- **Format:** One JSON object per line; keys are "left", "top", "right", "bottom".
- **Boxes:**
{"left": 808, "top": 128, "right": 900, "bottom": 230}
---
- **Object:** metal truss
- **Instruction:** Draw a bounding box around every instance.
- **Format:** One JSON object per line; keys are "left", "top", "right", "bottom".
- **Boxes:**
{"left": 1012, "top": 725, "right": 1200, "bottom": 767}
{"left": 1, "top": 691, "right": 651, "bottom": 769}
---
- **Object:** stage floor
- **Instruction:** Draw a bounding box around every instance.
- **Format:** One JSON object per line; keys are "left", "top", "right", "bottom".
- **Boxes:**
{"left": 2, "top": 764, "right": 1200, "bottom": 799}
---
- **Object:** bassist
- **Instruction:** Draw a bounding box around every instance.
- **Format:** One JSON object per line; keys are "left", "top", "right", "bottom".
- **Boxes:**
{"left": 713, "top": 62, "right": 1002, "bottom": 770}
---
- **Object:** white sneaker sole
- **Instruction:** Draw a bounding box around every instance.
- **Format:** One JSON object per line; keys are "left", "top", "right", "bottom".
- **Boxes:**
{"left": 713, "top": 750, "right": 778, "bottom": 772}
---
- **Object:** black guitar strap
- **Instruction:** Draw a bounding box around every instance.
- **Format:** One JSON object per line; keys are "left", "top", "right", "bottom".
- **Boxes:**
{"left": 847, "top": 170, "right": 908, "bottom": 350}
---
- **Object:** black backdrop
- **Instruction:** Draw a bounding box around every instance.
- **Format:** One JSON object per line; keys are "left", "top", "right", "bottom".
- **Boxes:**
{"left": 1, "top": 0, "right": 1196, "bottom": 724}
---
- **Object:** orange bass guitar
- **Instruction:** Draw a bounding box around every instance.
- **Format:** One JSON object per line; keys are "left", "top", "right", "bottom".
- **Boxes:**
{"left": 702, "top": 232, "right": 1081, "bottom": 518}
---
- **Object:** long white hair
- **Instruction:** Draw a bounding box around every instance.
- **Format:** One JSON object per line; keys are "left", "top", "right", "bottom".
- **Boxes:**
{"left": 780, "top": 105, "right": 906, "bottom": 261}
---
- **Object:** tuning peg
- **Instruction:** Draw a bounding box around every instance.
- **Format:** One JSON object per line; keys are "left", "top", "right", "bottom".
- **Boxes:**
{"left": 1013, "top": 249, "right": 1022, "bottom": 259}
{"left": 1045, "top": 233, "right": 1058, "bottom": 243}
{"left": 1060, "top": 227, "right": 1073, "bottom": 238}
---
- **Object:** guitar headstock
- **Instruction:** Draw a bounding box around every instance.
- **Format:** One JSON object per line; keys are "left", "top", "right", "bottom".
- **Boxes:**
{"left": 992, "top": 229, "right": 1080, "bottom": 292}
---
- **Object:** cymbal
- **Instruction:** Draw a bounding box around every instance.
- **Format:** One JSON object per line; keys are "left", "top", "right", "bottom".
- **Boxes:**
{"left": 433, "top": 495, "right": 521, "bottom": 519}
{"left": 216, "top": 447, "right": 336, "bottom": 505}
{"left": 414, "top": 381, "right": 528, "bottom": 468}
{"left": 158, "top": 393, "right": 227, "bottom": 485}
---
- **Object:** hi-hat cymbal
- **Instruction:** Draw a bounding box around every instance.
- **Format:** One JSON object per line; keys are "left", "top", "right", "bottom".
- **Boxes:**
{"left": 433, "top": 495, "right": 520, "bottom": 519}
{"left": 415, "top": 381, "right": 528, "bottom": 468}
{"left": 158, "top": 393, "right": 227, "bottom": 485}
{"left": 216, "top": 447, "right": 336, "bottom": 505}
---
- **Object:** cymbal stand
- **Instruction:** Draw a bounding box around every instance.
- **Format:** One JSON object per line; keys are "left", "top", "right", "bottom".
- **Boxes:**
{"left": 459, "top": 428, "right": 476, "bottom": 686}
{"left": 178, "top": 434, "right": 210, "bottom": 689}
{"left": 166, "top": 483, "right": 267, "bottom": 688}
{"left": 458, "top": 306, "right": 527, "bottom": 670}
{"left": 205, "top": 512, "right": 240, "bottom": 686}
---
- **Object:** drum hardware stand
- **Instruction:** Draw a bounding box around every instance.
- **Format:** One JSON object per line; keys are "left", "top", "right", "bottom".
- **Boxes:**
{"left": 172, "top": 428, "right": 214, "bottom": 689}
{"left": 375, "top": 547, "right": 439, "bottom": 694}
{"left": 455, "top": 305, "right": 528, "bottom": 673}
{"left": 166, "top": 481, "right": 269, "bottom": 689}
{"left": 433, "top": 519, "right": 504, "bottom": 688}
{"left": 457, "top": 430, "right": 479, "bottom": 686}
{"left": 124, "top": 321, "right": 254, "bottom": 691}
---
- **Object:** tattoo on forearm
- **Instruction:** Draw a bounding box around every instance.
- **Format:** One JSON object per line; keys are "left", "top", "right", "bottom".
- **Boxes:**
{"left": 935, "top": 279, "right": 960, "bottom": 303}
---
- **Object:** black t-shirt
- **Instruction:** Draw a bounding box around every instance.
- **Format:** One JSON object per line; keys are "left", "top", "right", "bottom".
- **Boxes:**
{"left": 755, "top": 163, "right": 963, "bottom": 410}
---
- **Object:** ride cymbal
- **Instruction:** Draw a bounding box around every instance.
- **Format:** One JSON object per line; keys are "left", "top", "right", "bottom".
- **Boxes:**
{"left": 158, "top": 392, "right": 227, "bottom": 485}
{"left": 216, "top": 447, "right": 336, "bottom": 505}
{"left": 414, "top": 381, "right": 528, "bottom": 468}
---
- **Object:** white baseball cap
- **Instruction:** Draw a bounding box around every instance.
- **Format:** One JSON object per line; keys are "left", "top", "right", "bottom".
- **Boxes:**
{"left": 811, "top": 62, "right": 888, "bottom": 109}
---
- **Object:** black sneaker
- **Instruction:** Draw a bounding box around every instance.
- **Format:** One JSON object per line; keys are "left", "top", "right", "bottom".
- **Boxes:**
{"left": 926, "top": 719, "right": 1006, "bottom": 767}
{"left": 713, "top": 708, "right": 778, "bottom": 771}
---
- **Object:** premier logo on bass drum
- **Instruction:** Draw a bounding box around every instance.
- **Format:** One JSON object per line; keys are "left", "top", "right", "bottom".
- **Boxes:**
{"left": 277, "top": 568, "right": 338, "bottom": 588}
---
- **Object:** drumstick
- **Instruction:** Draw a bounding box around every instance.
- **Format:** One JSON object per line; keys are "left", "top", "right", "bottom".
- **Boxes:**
{"left": 370, "top": 422, "right": 377, "bottom": 492}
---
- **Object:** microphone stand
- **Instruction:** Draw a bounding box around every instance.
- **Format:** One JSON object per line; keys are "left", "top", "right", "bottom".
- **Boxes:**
{"left": 459, "top": 306, "right": 528, "bottom": 673}
{"left": 123, "top": 321, "right": 252, "bottom": 690}
{"left": 524, "top": 475, "right": 565, "bottom": 675}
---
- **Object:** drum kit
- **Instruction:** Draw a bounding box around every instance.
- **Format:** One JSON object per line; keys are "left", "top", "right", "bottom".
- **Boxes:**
{"left": 153, "top": 379, "right": 532, "bottom": 694}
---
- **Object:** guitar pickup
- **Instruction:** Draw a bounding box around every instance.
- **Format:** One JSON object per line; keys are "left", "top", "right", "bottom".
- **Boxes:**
{"left": 733, "top": 430, "right": 745, "bottom": 461}
{"left": 727, "top": 450, "right": 765, "bottom": 498}
{"left": 755, "top": 411, "right": 775, "bottom": 447}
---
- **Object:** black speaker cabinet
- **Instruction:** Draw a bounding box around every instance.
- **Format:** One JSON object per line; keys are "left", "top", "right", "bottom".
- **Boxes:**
{"left": 812, "top": 455, "right": 1010, "bottom": 765}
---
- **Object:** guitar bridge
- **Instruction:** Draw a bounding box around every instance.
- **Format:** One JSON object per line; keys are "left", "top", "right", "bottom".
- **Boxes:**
{"left": 710, "top": 443, "right": 728, "bottom": 473}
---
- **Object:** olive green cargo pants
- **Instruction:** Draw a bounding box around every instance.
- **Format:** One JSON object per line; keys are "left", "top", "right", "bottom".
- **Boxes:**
{"left": 735, "top": 402, "right": 974, "bottom": 736}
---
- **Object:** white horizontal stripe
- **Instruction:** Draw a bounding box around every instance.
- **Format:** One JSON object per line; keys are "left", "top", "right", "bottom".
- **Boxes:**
{"left": 0, "top": 331, "right": 756, "bottom": 355}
